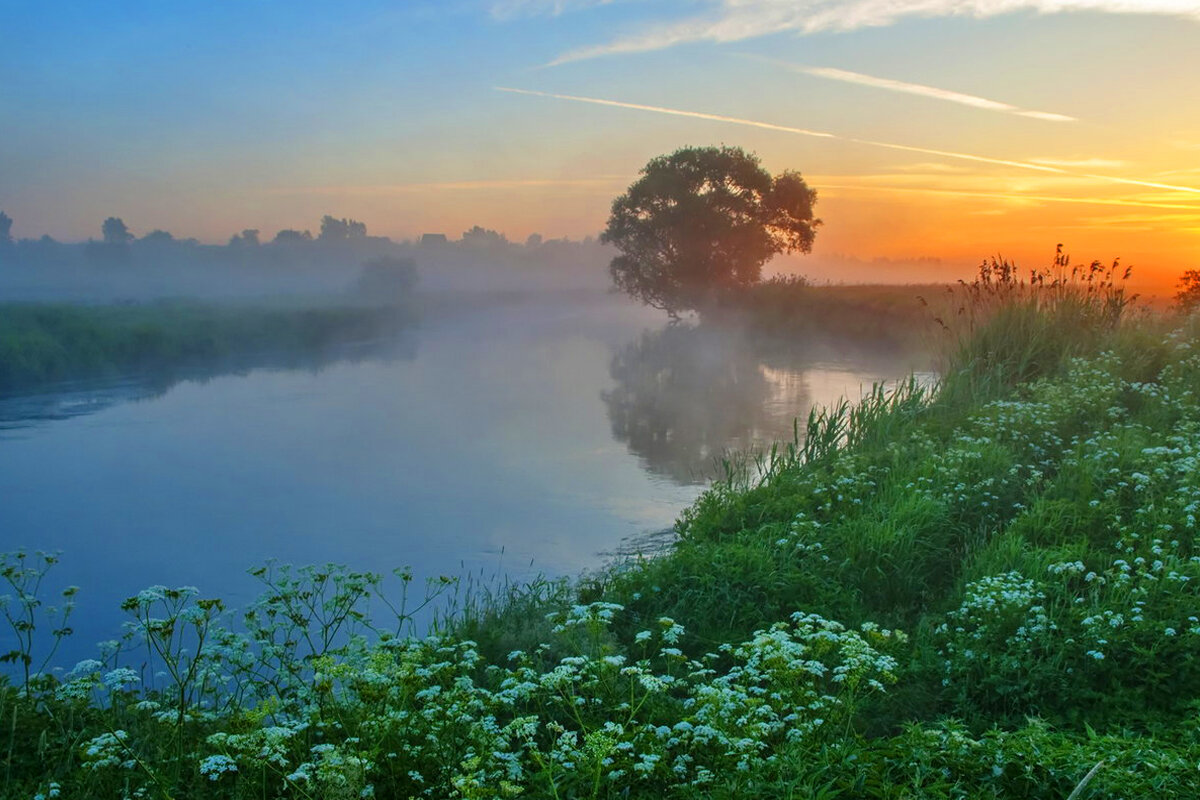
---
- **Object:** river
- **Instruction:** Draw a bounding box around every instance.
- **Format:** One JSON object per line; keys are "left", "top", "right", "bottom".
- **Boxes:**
{"left": 0, "top": 290, "right": 927, "bottom": 666}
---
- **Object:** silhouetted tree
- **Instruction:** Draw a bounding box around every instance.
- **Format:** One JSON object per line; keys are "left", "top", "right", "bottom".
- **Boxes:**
{"left": 273, "top": 229, "right": 313, "bottom": 243}
{"left": 1176, "top": 270, "right": 1200, "bottom": 311}
{"left": 140, "top": 229, "right": 175, "bottom": 243}
{"left": 319, "top": 215, "right": 367, "bottom": 241}
{"left": 102, "top": 217, "right": 134, "bottom": 245}
{"left": 229, "top": 229, "right": 260, "bottom": 247}
{"left": 525, "top": 232, "right": 543, "bottom": 248}
{"left": 0, "top": 211, "right": 13, "bottom": 245}
{"left": 84, "top": 217, "right": 135, "bottom": 264}
{"left": 602, "top": 146, "right": 820, "bottom": 316}
{"left": 461, "top": 225, "right": 508, "bottom": 248}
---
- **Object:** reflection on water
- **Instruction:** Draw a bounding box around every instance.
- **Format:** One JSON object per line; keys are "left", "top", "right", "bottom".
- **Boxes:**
{"left": 0, "top": 293, "right": 925, "bottom": 666}
{"left": 0, "top": 332, "right": 419, "bottom": 433}
{"left": 604, "top": 323, "right": 929, "bottom": 484}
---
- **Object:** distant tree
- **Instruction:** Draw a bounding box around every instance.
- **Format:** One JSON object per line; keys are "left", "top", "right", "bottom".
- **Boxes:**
{"left": 0, "top": 210, "right": 13, "bottom": 245}
{"left": 101, "top": 217, "right": 134, "bottom": 245}
{"left": 461, "top": 225, "right": 508, "bottom": 248}
{"left": 229, "top": 229, "right": 260, "bottom": 247}
{"left": 525, "top": 232, "right": 543, "bottom": 248}
{"left": 602, "top": 146, "right": 819, "bottom": 316}
{"left": 319, "top": 215, "right": 367, "bottom": 241}
{"left": 141, "top": 229, "right": 175, "bottom": 243}
{"left": 273, "top": 229, "right": 313, "bottom": 244}
{"left": 1176, "top": 269, "right": 1200, "bottom": 312}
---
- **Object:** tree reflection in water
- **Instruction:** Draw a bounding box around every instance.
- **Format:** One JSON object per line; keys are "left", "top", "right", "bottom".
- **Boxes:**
{"left": 603, "top": 324, "right": 815, "bottom": 485}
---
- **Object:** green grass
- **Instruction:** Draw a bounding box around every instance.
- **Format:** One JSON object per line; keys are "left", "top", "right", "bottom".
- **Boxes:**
{"left": 0, "top": 300, "right": 414, "bottom": 394}
{"left": 711, "top": 277, "right": 941, "bottom": 356}
{"left": 5, "top": 264, "right": 1200, "bottom": 799}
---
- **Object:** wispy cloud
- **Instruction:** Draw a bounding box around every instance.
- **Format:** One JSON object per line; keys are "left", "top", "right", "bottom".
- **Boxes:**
{"left": 548, "top": 1, "right": 1200, "bottom": 64}
{"left": 495, "top": 86, "right": 836, "bottom": 138}
{"left": 267, "top": 177, "right": 629, "bottom": 195}
{"left": 889, "top": 162, "right": 972, "bottom": 173}
{"left": 496, "top": 86, "right": 1200, "bottom": 197}
{"left": 1154, "top": 166, "right": 1200, "bottom": 177}
{"left": 816, "top": 182, "right": 1200, "bottom": 211}
{"left": 761, "top": 60, "right": 1075, "bottom": 122}
{"left": 490, "top": 0, "right": 615, "bottom": 21}
{"left": 1031, "top": 157, "right": 1128, "bottom": 168}
{"left": 1080, "top": 212, "right": 1200, "bottom": 224}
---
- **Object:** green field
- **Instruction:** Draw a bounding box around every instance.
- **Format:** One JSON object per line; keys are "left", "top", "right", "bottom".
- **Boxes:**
{"left": 5, "top": 269, "right": 1200, "bottom": 799}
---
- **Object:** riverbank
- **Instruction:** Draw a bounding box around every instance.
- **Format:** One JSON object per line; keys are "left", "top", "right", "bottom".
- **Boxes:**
{"left": 0, "top": 299, "right": 416, "bottom": 394}
{"left": 713, "top": 277, "right": 941, "bottom": 354}
{"left": 5, "top": 269, "right": 1200, "bottom": 798}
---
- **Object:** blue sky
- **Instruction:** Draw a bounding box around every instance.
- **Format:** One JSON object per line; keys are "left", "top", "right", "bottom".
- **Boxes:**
{"left": 3, "top": 0, "right": 1199, "bottom": 284}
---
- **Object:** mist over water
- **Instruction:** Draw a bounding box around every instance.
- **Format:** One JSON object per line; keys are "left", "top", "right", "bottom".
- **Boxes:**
{"left": 0, "top": 281, "right": 923, "bottom": 667}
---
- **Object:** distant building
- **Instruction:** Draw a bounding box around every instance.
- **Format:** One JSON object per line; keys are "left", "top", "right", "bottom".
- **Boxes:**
{"left": 420, "top": 233, "right": 448, "bottom": 246}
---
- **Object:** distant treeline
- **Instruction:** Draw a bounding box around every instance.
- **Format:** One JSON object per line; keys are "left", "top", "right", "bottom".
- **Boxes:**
{"left": 0, "top": 300, "right": 416, "bottom": 395}
{"left": 0, "top": 212, "right": 614, "bottom": 302}
{"left": 0, "top": 211, "right": 600, "bottom": 272}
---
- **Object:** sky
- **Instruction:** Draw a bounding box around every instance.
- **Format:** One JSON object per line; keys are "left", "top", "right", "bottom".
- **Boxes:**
{"left": 3, "top": 0, "right": 1200, "bottom": 288}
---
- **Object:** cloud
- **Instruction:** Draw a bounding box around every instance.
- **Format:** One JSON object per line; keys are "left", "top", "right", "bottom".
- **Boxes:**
{"left": 496, "top": 85, "right": 1200, "bottom": 197}
{"left": 549, "top": 1, "right": 1200, "bottom": 64}
{"left": 490, "top": 0, "right": 615, "bottom": 20}
{"left": 267, "top": 177, "right": 630, "bottom": 196}
{"left": 1031, "top": 157, "right": 1128, "bottom": 168}
{"left": 495, "top": 86, "right": 836, "bottom": 138}
{"left": 764, "top": 60, "right": 1075, "bottom": 122}
{"left": 816, "top": 182, "right": 1200, "bottom": 210}
{"left": 889, "top": 162, "right": 972, "bottom": 173}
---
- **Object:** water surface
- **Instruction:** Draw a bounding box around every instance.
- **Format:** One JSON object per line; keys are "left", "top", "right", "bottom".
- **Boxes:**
{"left": 0, "top": 291, "right": 924, "bottom": 664}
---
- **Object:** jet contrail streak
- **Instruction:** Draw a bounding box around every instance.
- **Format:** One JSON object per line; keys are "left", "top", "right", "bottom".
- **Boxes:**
{"left": 752, "top": 59, "right": 1076, "bottom": 122}
{"left": 495, "top": 87, "right": 1200, "bottom": 196}
{"left": 817, "top": 183, "right": 1200, "bottom": 211}
{"left": 496, "top": 86, "right": 835, "bottom": 139}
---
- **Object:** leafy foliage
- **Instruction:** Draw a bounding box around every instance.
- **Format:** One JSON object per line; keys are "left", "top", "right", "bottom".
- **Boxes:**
{"left": 1175, "top": 268, "right": 1200, "bottom": 311}
{"left": 602, "top": 146, "right": 819, "bottom": 316}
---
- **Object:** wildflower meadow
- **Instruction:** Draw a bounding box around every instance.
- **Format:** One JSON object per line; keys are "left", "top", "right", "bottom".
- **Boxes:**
{"left": 5, "top": 260, "right": 1200, "bottom": 798}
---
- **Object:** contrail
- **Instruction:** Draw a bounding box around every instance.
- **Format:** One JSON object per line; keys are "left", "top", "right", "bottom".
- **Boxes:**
{"left": 496, "top": 87, "right": 835, "bottom": 139}
{"left": 495, "top": 87, "right": 1200, "bottom": 196}
{"left": 817, "top": 183, "right": 1200, "bottom": 211}
{"left": 752, "top": 59, "right": 1076, "bottom": 122}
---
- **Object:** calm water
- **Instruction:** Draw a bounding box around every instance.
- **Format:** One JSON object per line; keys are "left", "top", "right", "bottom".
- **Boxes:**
{"left": 0, "top": 292, "right": 922, "bottom": 665}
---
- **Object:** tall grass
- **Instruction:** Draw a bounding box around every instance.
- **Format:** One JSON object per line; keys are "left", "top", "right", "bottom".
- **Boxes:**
{"left": 712, "top": 277, "right": 937, "bottom": 356}
{"left": 6, "top": 257, "right": 1200, "bottom": 798}
{"left": 932, "top": 247, "right": 1135, "bottom": 410}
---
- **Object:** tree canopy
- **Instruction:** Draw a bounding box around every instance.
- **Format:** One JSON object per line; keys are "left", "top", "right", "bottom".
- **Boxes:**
{"left": 319, "top": 215, "right": 367, "bottom": 241}
{"left": 601, "top": 146, "right": 819, "bottom": 315}
{"left": 101, "top": 217, "right": 133, "bottom": 245}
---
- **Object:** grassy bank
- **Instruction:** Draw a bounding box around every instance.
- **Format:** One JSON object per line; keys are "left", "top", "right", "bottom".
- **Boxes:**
{"left": 0, "top": 300, "right": 415, "bottom": 394}
{"left": 6, "top": 265, "right": 1200, "bottom": 798}
{"left": 711, "top": 277, "right": 940, "bottom": 354}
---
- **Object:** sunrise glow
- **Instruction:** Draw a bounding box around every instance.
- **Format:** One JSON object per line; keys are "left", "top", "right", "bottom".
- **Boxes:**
{"left": 3, "top": 1, "right": 1199, "bottom": 291}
